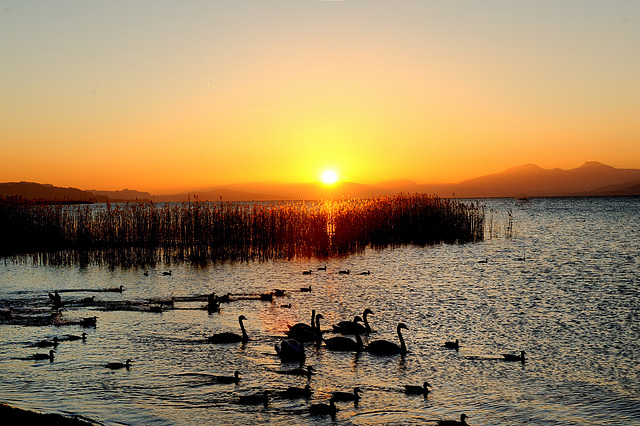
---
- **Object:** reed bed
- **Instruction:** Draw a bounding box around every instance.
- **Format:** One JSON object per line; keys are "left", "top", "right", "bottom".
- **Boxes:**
{"left": 0, "top": 194, "right": 484, "bottom": 267}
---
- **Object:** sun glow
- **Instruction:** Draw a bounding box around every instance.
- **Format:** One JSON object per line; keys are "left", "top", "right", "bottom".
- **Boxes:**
{"left": 321, "top": 170, "right": 338, "bottom": 185}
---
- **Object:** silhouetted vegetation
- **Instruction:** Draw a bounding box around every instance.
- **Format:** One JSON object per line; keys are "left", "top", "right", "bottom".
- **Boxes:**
{"left": 0, "top": 194, "right": 484, "bottom": 267}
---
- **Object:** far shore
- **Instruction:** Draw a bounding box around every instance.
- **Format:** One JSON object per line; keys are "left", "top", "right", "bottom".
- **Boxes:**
{"left": 0, "top": 402, "right": 99, "bottom": 426}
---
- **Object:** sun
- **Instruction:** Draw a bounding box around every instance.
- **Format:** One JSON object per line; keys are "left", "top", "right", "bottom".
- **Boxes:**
{"left": 321, "top": 170, "right": 338, "bottom": 185}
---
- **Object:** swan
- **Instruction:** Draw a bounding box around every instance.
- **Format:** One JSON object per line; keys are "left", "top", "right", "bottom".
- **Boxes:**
{"left": 309, "top": 397, "right": 337, "bottom": 416}
{"left": 364, "top": 323, "right": 408, "bottom": 355}
{"left": 437, "top": 413, "right": 469, "bottom": 425}
{"left": 106, "top": 359, "right": 131, "bottom": 369}
{"left": 502, "top": 350, "right": 526, "bottom": 362}
{"left": 275, "top": 339, "right": 305, "bottom": 362}
{"left": 213, "top": 370, "right": 241, "bottom": 384}
{"left": 29, "top": 350, "right": 55, "bottom": 361}
{"left": 332, "top": 309, "right": 373, "bottom": 335}
{"left": 208, "top": 315, "right": 248, "bottom": 343}
{"left": 444, "top": 339, "right": 459, "bottom": 350}
{"left": 404, "top": 381, "right": 431, "bottom": 395}
{"left": 317, "top": 265, "right": 327, "bottom": 271}
{"left": 274, "top": 365, "right": 314, "bottom": 378}
{"left": 332, "top": 387, "right": 363, "bottom": 402}
{"left": 324, "top": 331, "right": 363, "bottom": 352}
{"left": 238, "top": 390, "right": 269, "bottom": 407}
{"left": 279, "top": 384, "right": 312, "bottom": 399}
{"left": 288, "top": 313, "right": 323, "bottom": 343}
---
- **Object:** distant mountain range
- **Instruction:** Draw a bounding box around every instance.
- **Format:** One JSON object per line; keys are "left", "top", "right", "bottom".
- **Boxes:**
{"left": 2, "top": 162, "right": 640, "bottom": 203}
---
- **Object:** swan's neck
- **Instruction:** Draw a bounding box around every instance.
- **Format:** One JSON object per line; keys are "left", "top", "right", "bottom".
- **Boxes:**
{"left": 397, "top": 326, "right": 406, "bottom": 354}
{"left": 310, "top": 310, "right": 315, "bottom": 328}
{"left": 239, "top": 318, "right": 248, "bottom": 341}
{"left": 363, "top": 312, "right": 371, "bottom": 333}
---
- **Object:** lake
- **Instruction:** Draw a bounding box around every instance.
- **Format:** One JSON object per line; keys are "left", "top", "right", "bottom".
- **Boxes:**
{"left": 1, "top": 197, "right": 638, "bottom": 425}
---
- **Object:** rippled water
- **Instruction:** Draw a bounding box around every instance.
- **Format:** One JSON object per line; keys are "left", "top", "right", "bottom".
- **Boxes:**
{"left": 1, "top": 197, "right": 639, "bottom": 425}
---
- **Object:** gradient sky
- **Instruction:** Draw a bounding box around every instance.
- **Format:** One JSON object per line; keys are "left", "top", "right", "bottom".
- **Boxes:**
{"left": 2, "top": 1, "right": 639, "bottom": 194}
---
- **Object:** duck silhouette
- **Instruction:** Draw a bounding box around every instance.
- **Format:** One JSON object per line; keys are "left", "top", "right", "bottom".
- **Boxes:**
{"left": 404, "top": 381, "right": 431, "bottom": 395}
{"left": 106, "top": 359, "right": 131, "bottom": 370}
{"left": 438, "top": 413, "right": 469, "bottom": 425}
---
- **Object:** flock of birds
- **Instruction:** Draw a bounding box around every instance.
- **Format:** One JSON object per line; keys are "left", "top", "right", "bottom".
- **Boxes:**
{"left": 20, "top": 265, "right": 528, "bottom": 425}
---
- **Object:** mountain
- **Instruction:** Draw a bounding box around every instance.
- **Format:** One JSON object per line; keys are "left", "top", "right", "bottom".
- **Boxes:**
{"left": 0, "top": 182, "right": 105, "bottom": 203}
{"left": 2, "top": 162, "right": 640, "bottom": 203}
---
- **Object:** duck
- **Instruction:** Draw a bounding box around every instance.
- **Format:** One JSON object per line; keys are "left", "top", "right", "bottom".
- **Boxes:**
{"left": 317, "top": 265, "right": 327, "bottom": 271}
{"left": 364, "top": 323, "right": 408, "bottom": 355}
{"left": 35, "top": 337, "right": 59, "bottom": 348}
{"left": 143, "top": 270, "right": 149, "bottom": 276}
{"left": 332, "top": 387, "right": 363, "bottom": 402}
{"left": 437, "top": 413, "right": 469, "bottom": 425}
{"left": 62, "top": 332, "right": 87, "bottom": 342}
{"left": 324, "top": 331, "right": 363, "bottom": 352}
{"left": 477, "top": 258, "right": 488, "bottom": 264}
{"left": 516, "top": 256, "right": 526, "bottom": 261}
{"left": 106, "top": 359, "right": 132, "bottom": 369}
{"left": 309, "top": 398, "right": 337, "bottom": 416}
{"left": 358, "top": 270, "right": 370, "bottom": 275}
{"left": 302, "top": 270, "right": 312, "bottom": 275}
{"left": 238, "top": 390, "right": 269, "bottom": 407}
{"left": 338, "top": 269, "right": 350, "bottom": 275}
{"left": 502, "top": 350, "right": 526, "bottom": 362}
{"left": 80, "top": 316, "right": 97, "bottom": 327}
{"left": 273, "top": 289, "right": 286, "bottom": 297}
{"left": 29, "top": 350, "right": 55, "bottom": 361}
{"left": 300, "top": 285, "right": 312, "bottom": 292}
{"left": 275, "top": 339, "right": 305, "bottom": 362}
{"left": 208, "top": 315, "right": 248, "bottom": 343}
{"left": 444, "top": 339, "right": 459, "bottom": 350}
{"left": 107, "top": 285, "right": 124, "bottom": 292}
{"left": 274, "top": 365, "right": 314, "bottom": 378}
{"left": 213, "top": 370, "right": 241, "bottom": 384}
{"left": 162, "top": 270, "right": 173, "bottom": 276}
{"left": 279, "top": 384, "right": 312, "bottom": 399}
{"left": 404, "top": 381, "right": 431, "bottom": 395}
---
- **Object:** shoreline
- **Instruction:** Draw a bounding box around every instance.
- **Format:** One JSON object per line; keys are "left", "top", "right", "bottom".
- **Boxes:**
{"left": 0, "top": 402, "right": 99, "bottom": 426}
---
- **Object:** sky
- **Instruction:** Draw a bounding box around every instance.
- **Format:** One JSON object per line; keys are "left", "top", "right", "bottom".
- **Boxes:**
{"left": 1, "top": 1, "right": 639, "bottom": 194}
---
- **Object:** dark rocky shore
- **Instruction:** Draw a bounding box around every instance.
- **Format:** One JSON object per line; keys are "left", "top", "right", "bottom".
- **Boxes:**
{"left": 0, "top": 403, "right": 98, "bottom": 425}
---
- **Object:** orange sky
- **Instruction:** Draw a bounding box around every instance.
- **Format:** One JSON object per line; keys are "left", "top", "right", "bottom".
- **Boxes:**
{"left": 1, "top": 1, "right": 639, "bottom": 194}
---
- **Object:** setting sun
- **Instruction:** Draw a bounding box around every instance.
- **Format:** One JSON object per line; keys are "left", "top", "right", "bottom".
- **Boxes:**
{"left": 321, "top": 170, "right": 338, "bottom": 185}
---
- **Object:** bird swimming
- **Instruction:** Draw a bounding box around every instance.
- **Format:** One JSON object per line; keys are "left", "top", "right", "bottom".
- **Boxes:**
{"left": 35, "top": 337, "right": 59, "bottom": 348}
{"left": 106, "top": 359, "right": 131, "bottom": 369}
{"left": 213, "top": 370, "right": 241, "bottom": 384}
{"left": 358, "top": 270, "right": 370, "bottom": 275}
{"left": 444, "top": 339, "right": 459, "bottom": 350}
{"left": 208, "top": 315, "right": 248, "bottom": 343}
{"left": 279, "top": 384, "right": 312, "bottom": 399}
{"left": 274, "top": 365, "right": 314, "bottom": 379}
{"left": 162, "top": 270, "right": 172, "bottom": 276}
{"left": 364, "top": 323, "right": 408, "bottom": 355}
{"left": 324, "top": 331, "right": 363, "bottom": 352}
{"left": 437, "top": 413, "right": 469, "bottom": 425}
{"left": 300, "top": 285, "right": 312, "bottom": 292}
{"left": 309, "top": 397, "right": 337, "bottom": 416}
{"left": 275, "top": 339, "right": 305, "bottom": 362}
{"left": 332, "top": 308, "right": 374, "bottom": 335}
{"left": 339, "top": 269, "right": 350, "bottom": 275}
{"left": 317, "top": 265, "right": 327, "bottom": 271}
{"left": 238, "top": 390, "right": 269, "bottom": 407}
{"left": 287, "top": 313, "right": 322, "bottom": 343}
{"left": 502, "top": 350, "right": 526, "bottom": 362}
{"left": 302, "top": 270, "right": 312, "bottom": 275}
{"left": 404, "top": 381, "right": 431, "bottom": 395}
{"left": 80, "top": 316, "right": 97, "bottom": 327}
{"left": 61, "top": 332, "right": 87, "bottom": 341}
{"left": 29, "top": 350, "right": 55, "bottom": 362}
{"left": 332, "top": 387, "right": 363, "bottom": 402}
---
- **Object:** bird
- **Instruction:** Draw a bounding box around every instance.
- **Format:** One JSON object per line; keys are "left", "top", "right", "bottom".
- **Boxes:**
{"left": 300, "top": 285, "right": 312, "bottom": 292}
{"left": 444, "top": 339, "right": 459, "bottom": 350}
{"left": 437, "top": 413, "right": 469, "bottom": 425}
{"left": 29, "top": 350, "right": 55, "bottom": 361}
{"left": 279, "top": 384, "right": 312, "bottom": 399}
{"left": 80, "top": 316, "right": 97, "bottom": 327}
{"left": 35, "top": 337, "right": 59, "bottom": 348}
{"left": 358, "top": 271, "right": 370, "bottom": 275}
{"left": 143, "top": 270, "right": 149, "bottom": 276}
{"left": 317, "top": 265, "right": 327, "bottom": 271}
{"left": 404, "top": 381, "right": 431, "bottom": 395}
{"left": 302, "top": 270, "right": 312, "bottom": 275}
{"left": 477, "top": 258, "right": 488, "bottom": 264}
{"left": 162, "top": 270, "right": 172, "bottom": 276}
{"left": 275, "top": 339, "right": 305, "bottom": 362}
{"left": 61, "top": 332, "right": 87, "bottom": 342}
{"left": 516, "top": 256, "right": 526, "bottom": 261}
{"left": 106, "top": 359, "right": 132, "bottom": 369}
{"left": 107, "top": 285, "right": 124, "bottom": 292}
{"left": 213, "top": 370, "right": 241, "bottom": 384}
{"left": 332, "top": 387, "right": 363, "bottom": 402}
{"left": 339, "top": 269, "right": 350, "bottom": 275}
{"left": 274, "top": 365, "right": 314, "bottom": 379}
{"left": 309, "top": 398, "right": 337, "bottom": 416}
{"left": 364, "top": 323, "right": 408, "bottom": 355}
{"left": 238, "top": 390, "right": 269, "bottom": 407}
{"left": 208, "top": 315, "right": 248, "bottom": 343}
{"left": 287, "top": 313, "right": 322, "bottom": 343}
{"left": 502, "top": 350, "right": 526, "bottom": 362}
{"left": 332, "top": 308, "right": 374, "bottom": 335}
{"left": 324, "top": 331, "right": 363, "bottom": 352}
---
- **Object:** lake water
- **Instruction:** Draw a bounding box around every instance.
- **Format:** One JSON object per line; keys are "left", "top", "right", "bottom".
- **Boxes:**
{"left": 1, "top": 197, "right": 638, "bottom": 425}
